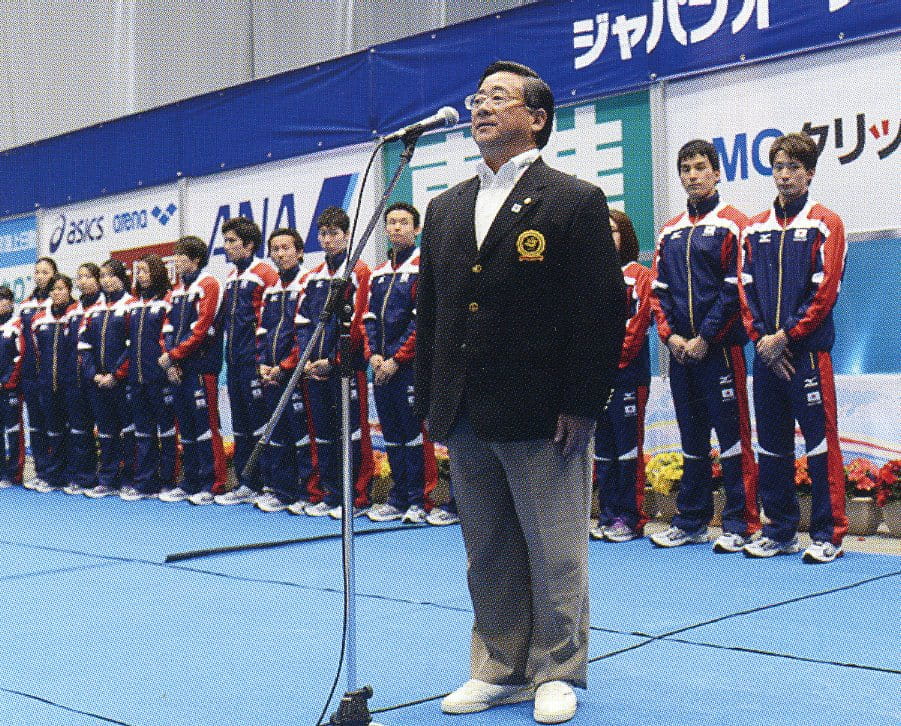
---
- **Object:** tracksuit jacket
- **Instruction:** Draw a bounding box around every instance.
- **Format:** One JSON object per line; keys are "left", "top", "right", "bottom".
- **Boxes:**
{"left": 18, "top": 291, "right": 50, "bottom": 481}
{"left": 0, "top": 313, "right": 23, "bottom": 483}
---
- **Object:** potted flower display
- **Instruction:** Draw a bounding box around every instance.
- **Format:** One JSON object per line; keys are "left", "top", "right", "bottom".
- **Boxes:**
{"left": 645, "top": 452, "right": 683, "bottom": 520}
{"left": 844, "top": 457, "right": 882, "bottom": 536}
{"left": 875, "top": 459, "right": 901, "bottom": 537}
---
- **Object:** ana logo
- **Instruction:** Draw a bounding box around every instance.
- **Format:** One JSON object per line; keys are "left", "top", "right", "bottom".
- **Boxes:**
{"left": 152, "top": 203, "right": 178, "bottom": 226}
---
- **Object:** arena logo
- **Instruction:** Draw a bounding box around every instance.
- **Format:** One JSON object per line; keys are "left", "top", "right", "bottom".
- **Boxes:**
{"left": 47, "top": 212, "right": 105, "bottom": 253}
{"left": 112, "top": 202, "right": 178, "bottom": 234}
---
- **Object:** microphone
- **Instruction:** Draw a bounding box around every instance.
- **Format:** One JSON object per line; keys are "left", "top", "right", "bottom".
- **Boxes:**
{"left": 382, "top": 106, "right": 460, "bottom": 142}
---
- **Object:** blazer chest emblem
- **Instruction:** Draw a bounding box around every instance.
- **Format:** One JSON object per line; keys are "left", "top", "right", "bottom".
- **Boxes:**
{"left": 516, "top": 229, "right": 546, "bottom": 262}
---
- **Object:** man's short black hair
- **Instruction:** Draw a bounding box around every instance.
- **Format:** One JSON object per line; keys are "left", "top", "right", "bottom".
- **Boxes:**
{"left": 769, "top": 132, "right": 819, "bottom": 172}
{"left": 174, "top": 235, "right": 209, "bottom": 268}
{"left": 384, "top": 201, "right": 420, "bottom": 229}
{"left": 677, "top": 139, "right": 720, "bottom": 173}
{"left": 0, "top": 285, "right": 13, "bottom": 302}
{"left": 317, "top": 206, "right": 350, "bottom": 233}
{"left": 479, "top": 61, "right": 554, "bottom": 149}
{"left": 268, "top": 227, "right": 305, "bottom": 254}
{"left": 222, "top": 216, "right": 263, "bottom": 253}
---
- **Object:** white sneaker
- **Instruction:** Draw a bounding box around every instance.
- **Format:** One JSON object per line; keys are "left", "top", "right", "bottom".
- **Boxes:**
{"left": 440, "top": 679, "right": 534, "bottom": 715}
{"left": 255, "top": 491, "right": 289, "bottom": 513}
{"left": 327, "top": 504, "right": 367, "bottom": 519}
{"left": 743, "top": 535, "right": 801, "bottom": 558}
{"left": 712, "top": 532, "right": 747, "bottom": 553}
{"left": 304, "top": 501, "right": 332, "bottom": 517}
{"left": 366, "top": 503, "right": 404, "bottom": 522}
{"left": 63, "top": 482, "right": 87, "bottom": 495}
{"left": 650, "top": 525, "right": 709, "bottom": 548}
{"left": 120, "top": 486, "right": 150, "bottom": 501}
{"left": 33, "top": 479, "right": 56, "bottom": 493}
{"left": 802, "top": 540, "right": 844, "bottom": 564}
{"left": 534, "top": 680, "right": 577, "bottom": 724}
{"left": 401, "top": 504, "right": 427, "bottom": 524}
{"left": 0, "top": 479, "right": 14, "bottom": 489}
{"left": 188, "top": 490, "right": 215, "bottom": 505}
{"left": 214, "top": 485, "right": 257, "bottom": 505}
{"left": 84, "top": 484, "right": 117, "bottom": 499}
{"left": 426, "top": 508, "right": 461, "bottom": 526}
{"left": 23, "top": 478, "right": 39, "bottom": 490}
{"left": 158, "top": 486, "right": 191, "bottom": 503}
{"left": 286, "top": 499, "right": 310, "bottom": 515}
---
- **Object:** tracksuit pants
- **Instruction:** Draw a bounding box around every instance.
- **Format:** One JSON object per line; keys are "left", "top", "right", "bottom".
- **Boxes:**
{"left": 669, "top": 344, "right": 759, "bottom": 536}
{"left": 753, "top": 351, "right": 847, "bottom": 545}
{"left": 22, "top": 379, "right": 49, "bottom": 482}
{"left": 595, "top": 384, "right": 649, "bottom": 532}
{"left": 0, "top": 389, "right": 24, "bottom": 484}
{"left": 65, "top": 381, "right": 97, "bottom": 489}
{"left": 372, "top": 366, "right": 437, "bottom": 511}
{"left": 227, "top": 362, "right": 268, "bottom": 493}
{"left": 131, "top": 382, "right": 177, "bottom": 495}
{"left": 38, "top": 386, "right": 69, "bottom": 488}
{"left": 260, "top": 380, "right": 316, "bottom": 504}
{"left": 307, "top": 370, "right": 373, "bottom": 509}
{"left": 89, "top": 383, "right": 135, "bottom": 490}
{"left": 171, "top": 372, "right": 226, "bottom": 495}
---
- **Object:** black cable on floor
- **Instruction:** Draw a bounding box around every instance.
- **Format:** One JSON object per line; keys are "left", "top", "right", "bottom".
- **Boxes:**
{"left": 0, "top": 687, "right": 135, "bottom": 726}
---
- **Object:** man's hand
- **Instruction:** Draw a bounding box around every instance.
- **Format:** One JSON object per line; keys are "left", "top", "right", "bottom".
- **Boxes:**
{"left": 683, "top": 336, "right": 709, "bottom": 362}
{"left": 369, "top": 354, "right": 384, "bottom": 376}
{"left": 306, "top": 358, "right": 333, "bottom": 381}
{"left": 374, "top": 357, "right": 399, "bottom": 385}
{"left": 667, "top": 334, "right": 688, "bottom": 365}
{"left": 158, "top": 352, "right": 171, "bottom": 370}
{"left": 166, "top": 365, "right": 183, "bottom": 385}
{"left": 553, "top": 414, "right": 596, "bottom": 457}
{"left": 770, "top": 353, "right": 795, "bottom": 381}
{"left": 756, "top": 330, "right": 788, "bottom": 365}
{"left": 96, "top": 373, "right": 116, "bottom": 389}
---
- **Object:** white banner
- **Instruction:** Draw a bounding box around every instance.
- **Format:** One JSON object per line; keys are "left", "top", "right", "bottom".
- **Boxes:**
{"left": 663, "top": 34, "right": 899, "bottom": 235}
{"left": 184, "top": 142, "right": 378, "bottom": 280}
{"left": 0, "top": 214, "right": 38, "bottom": 302}
{"left": 37, "top": 185, "right": 181, "bottom": 276}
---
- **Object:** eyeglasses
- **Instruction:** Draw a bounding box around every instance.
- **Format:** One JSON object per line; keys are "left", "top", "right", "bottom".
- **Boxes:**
{"left": 464, "top": 92, "right": 529, "bottom": 111}
{"left": 772, "top": 162, "right": 805, "bottom": 173}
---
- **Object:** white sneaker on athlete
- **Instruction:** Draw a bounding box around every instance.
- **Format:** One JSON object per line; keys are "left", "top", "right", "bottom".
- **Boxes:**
{"left": 285, "top": 499, "right": 310, "bottom": 515}
{"left": 742, "top": 535, "right": 801, "bottom": 558}
{"left": 440, "top": 679, "right": 534, "bottom": 715}
{"left": 119, "top": 486, "right": 151, "bottom": 501}
{"left": 304, "top": 501, "right": 332, "bottom": 517}
{"left": 188, "top": 490, "right": 215, "bottom": 505}
{"left": 0, "top": 479, "right": 14, "bottom": 489}
{"left": 214, "top": 485, "right": 257, "bottom": 505}
{"left": 712, "top": 532, "right": 747, "bottom": 553}
{"left": 84, "top": 484, "right": 117, "bottom": 498}
{"left": 402, "top": 504, "right": 427, "bottom": 524}
{"left": 604, "top": 519, "right": 639, "bottom": 543}
{"left": 367, "top": 503, "right": 404, "bottom": 522}
{"left": 255, "top": 491, "right": 289, "bottom": 513}
{"left": 802, "top": 540, "right": 844, "bottom": 564}
{"left": 426, "top": 507, "right": 460, "bottom": 526}
{"left": 534, "top": 680, "right": 577, "bottom": 724}
{"left": 650, "top": 525, "right": 709, "bottom": 548}
{"left": 327, "top": 504, "right": 367, "bottom": 519}
{"left": 158, "top": 486, "right": 191, "bottom": 503}
{"left": 589, "top": 524, "right": 606, "bottom": 540}
{"left": 63, "top": 482, "right": 87, "bottom": 495}
{"left": 33, "top": 479, "right": 56, "bottom": 493}
{"left": 22, "top": 478, "right": 39, "bottom": 490}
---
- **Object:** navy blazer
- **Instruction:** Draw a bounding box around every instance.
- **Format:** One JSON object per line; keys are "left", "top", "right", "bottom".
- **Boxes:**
{"left": 415, "top": 158, "right": 626, "bottom": 442}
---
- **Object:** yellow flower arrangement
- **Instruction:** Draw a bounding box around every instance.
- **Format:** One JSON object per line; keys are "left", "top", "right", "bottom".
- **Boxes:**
{"left": 645, "top": 452, "right": 684, "bottom": 495}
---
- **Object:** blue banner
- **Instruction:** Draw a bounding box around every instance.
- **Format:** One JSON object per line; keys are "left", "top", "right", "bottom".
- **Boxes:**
{"left": 0, "top": 0, "right": 896, "bottom": 219}
{"left": 0, "top": 215, "right": 37, "bottom": 302}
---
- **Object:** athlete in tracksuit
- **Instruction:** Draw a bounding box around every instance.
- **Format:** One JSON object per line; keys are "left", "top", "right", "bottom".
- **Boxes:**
{"left": 651, "top": 140, "right": 759, "bottom": 552}
{"left": 298, "top": 207, "right": 374, "bottom": 518}
{"left": 63, "top": 264, "right": 102, "bottom": 495}
{"left": 738, "top": 132, "right": 848, "bottom": 564}
{"left": 19, "top": 257, "right": 55, "bottom": 489}
{"left": 122, "top": 255, "right": 177, "bottom": 500}
{"left": 364, "top": 203, "right": 438, "bottom": 524}
{"left": 255, "top": 228, "right": 318, "bottom": 512}
{"left": 31, "top": 274, "right": 79, "bottom": 491}
{"left": 591, "top": 209, "right": 654, "bottom": 542}
{"left": 158, "top": 236, "right": 226, "bottom": 504}
{"left": 0, "top": 288, "right": 24, "bottom": 488}
{"left": 81, "top": 261, "right": 135, "bottom": 497}
{"left": 216, "top": 217, "right": 279, "bottom": 505}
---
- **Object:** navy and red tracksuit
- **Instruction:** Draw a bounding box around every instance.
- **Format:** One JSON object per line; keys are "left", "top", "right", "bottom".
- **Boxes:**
{"left": 0, "top": 314, "right": 24, "bottom": 484}
{"left": 164, "top": 268, "right": 226, "bottom": 495}
{"left": 223, "top": 256, "right": 279, "bottom": 492}
{"left": 739, "top": 194, "right": 848, "bottom": 546}
{"left": 18, "top": 292, "right": 50, "bottom": 482}
{"left": 128, "top": 293, "right": 177, "bottom": 495}
{"left": 595, "top": 261, "right": 654, "bottom": 533}
{"left": 296, "top": 252, "right": 374, "bottom": 508}
{"left": 32, "top": 302, "right": 80, "bottom": 488}
{"left": 653, "top": 192, "right": 760, "bottom": 536}
{"left": 363, "top": 246, "right": 437, "bottom": 511}
{"left": 256, "top": 265, "right": 318, "bottom": 504}
{"left": 81, "top": 290, "right": 135, "bottom": 491}
{"left": 65, "top": 293, "right": 101, "bottom": 490}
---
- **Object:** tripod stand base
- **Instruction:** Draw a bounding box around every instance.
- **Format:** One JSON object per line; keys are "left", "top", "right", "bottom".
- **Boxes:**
{"left": 328, "top": 685, "right": 387, "bottom": 726}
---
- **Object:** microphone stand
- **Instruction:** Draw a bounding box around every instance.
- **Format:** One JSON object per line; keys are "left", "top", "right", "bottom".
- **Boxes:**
{"left": 243, "top": 132, "right": 422, "bottom": 726}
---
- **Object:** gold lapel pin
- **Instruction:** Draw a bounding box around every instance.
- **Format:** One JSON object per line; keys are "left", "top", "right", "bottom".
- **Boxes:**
{"left": 511, "top": 203, "right": 522, "bottom": 213}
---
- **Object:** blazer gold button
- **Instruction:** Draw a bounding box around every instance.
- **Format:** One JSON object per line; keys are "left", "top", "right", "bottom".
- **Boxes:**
{"left": 472, "top": 264, "right": 482, "bottom": 273}
{"left": 468, "top": 302, "right": 479, "bottom": 312}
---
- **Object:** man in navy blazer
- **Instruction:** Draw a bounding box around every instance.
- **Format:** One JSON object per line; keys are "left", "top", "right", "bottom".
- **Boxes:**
{"left": 415, "top": 61, "right": 625, "bottom": 723}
